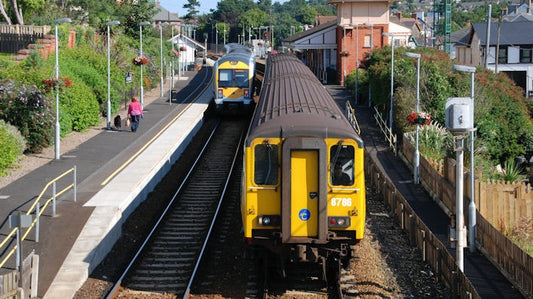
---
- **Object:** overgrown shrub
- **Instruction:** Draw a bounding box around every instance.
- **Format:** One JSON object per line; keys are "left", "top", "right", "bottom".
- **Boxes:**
{"left": 0, "top": 120, "right": 26, "bottom": 176}
{"left": 0, "top": 80, "right": 54, "bottom": 153}
{"left": 405, "top": 121, "right": 453, "bottom": 162}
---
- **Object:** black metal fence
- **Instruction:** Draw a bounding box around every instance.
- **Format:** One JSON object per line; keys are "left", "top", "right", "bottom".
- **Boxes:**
{"left": 0, "top": 25, "right": 49, "bottom": 54}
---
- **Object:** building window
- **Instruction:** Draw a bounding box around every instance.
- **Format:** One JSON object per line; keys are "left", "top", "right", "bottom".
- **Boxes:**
{"left": 498, "top": 47, "right": 507, "bottom": 64}
{"left": 520, "top": 47, "right": 533, "bottom": 63}
{"left": 363, "top": 35, "right": 371, "bottom": 48}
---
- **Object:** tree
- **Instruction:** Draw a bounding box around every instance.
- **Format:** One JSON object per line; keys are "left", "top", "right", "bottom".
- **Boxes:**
{"left": 214, "top": 0, "right": 255, "bottom": 24}
{"left": 0, "top": 0, "right": 24, "bottom": 24}
{"left": 238, "top": 8, "right": 269, "bottom": 29}
{"left": 116, "top": 0, "right": 156, "bottom": 38}
{"left": 183, "top": 0, "right": 200, "bottom": 20}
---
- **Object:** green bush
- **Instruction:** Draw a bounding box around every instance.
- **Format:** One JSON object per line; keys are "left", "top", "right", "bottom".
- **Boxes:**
{"left": 0, "top": 80, "right": 54, "bottom": 153}
{"left": 0, "top": 120, "right": 26, "bottom": 176}
{"left": 61, "top": 79, "right": 100, "bottom": 131}
{"left": 363, "top": 47, "right": 533, "bottom": 177}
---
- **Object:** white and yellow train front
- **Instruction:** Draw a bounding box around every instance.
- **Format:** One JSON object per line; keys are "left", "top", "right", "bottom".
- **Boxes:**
{"left": 213, "top": 44, "right": 255, "bottom": 111}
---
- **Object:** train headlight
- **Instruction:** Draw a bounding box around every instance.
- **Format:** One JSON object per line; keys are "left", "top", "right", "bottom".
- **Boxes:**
{"left": 258, "top": 215, "right": 280, "bottom": 226}
{"left": 328, "top": 216, "right": 350, "bottom": 228}
{"left": 217, "top": 89, "right": 223, "bottom": 98}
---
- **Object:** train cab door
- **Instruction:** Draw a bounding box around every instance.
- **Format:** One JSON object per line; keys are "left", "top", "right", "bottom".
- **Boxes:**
{"left": 281, "top": 137, "right": 328, "bottom": 244}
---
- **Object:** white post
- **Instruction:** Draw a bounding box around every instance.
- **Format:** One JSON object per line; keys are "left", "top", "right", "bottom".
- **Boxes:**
{"left": 139, "top": 21, "right": 150, "bottom": 108}
{"left": 453, "top": 64, "right": 477, "bottom": 253}
{"left": 53, "top": 17, "right": 71, "bottom": 160}
{"left": 405, "top": 52, "right": 421, "bottom": 184}
{"left": 383, "top": 33, "right": 395, "bottom": 145}
{"left": 456, "top": 136, "right": 465, "bottom": 271}
{"left": 160, "top": 23, "right": 164, "bottom": 97}
{"left": 106, "top": 21, "right": 120, "bottom": 130}
{"left": 364, "top": 23, "right": 373, "bottom": 107}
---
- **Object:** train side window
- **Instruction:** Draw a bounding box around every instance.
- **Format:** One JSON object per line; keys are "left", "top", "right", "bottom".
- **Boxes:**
{"left": 219, "top": 70, "right": 232, "bottom": 87}
{"left": 254, "top": 144, "right": 279, "bottom": 185}
{"left": 330, "top": 145, "right": 354, "bottom": 186}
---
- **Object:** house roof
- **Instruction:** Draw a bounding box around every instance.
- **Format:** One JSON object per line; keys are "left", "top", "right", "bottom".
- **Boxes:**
{"left": 153, "top": 3, "right": 180, "bottom": 22}
{"left": 451, "top": 26, "right": 471, "bottom": 47}
{"left": 282, "top": 19, "right": 337, "bottom": 43}
{"left": 473, "top": 21, "right": 533, "bottom": 46}
{"left": 172, "top": 34, "right": 205, "bottom": 50}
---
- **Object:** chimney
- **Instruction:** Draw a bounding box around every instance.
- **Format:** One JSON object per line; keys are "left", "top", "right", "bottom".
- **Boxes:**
{"left": 501, "top": 6, "right": 508, "bottom": 15}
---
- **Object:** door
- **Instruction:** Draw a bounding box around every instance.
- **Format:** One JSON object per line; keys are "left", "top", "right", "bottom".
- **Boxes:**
{"left": 290, "top": 150, "right": 318, "bottom": 237}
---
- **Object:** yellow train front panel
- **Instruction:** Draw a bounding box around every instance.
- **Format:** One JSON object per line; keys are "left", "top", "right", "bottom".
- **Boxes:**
{"left": 242, "top": 137, "right": 365, "bottom": 243}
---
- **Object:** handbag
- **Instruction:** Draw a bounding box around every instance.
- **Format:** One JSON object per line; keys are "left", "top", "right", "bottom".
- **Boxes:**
{"left": 125, "top": 117, "right": 131, "bottom": 127}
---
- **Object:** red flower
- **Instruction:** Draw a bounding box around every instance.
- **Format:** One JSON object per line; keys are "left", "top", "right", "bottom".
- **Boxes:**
{"left": 407, "top": 111, "right": 431, "bottom": 125}
{"left": 133, "top": 56, "right": 149, "bottom": 66}
{"left": 42, "top": 77, "right": 72, "bottom": 93}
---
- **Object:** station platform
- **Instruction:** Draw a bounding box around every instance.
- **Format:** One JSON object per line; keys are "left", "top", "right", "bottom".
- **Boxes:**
{"left": 0, "top": 68, "right": 213, "bottom": 298}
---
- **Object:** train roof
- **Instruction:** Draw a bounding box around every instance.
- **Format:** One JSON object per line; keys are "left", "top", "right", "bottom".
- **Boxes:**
{"left": 215, "top": 43, "right": 255, "bottom": 67}
{"left": 246, "top": 54, "right": 362, "bottom": 146}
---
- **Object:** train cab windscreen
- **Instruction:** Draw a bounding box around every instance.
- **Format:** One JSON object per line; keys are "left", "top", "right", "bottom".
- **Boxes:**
{"left": 218, "top": 69, "right": 249, "bottom": 88}
{"left": 330, "top": 145, "right": 354, "bottom": 186}
{"left": 254, "top": 144, "right": 279, "bottom": 185}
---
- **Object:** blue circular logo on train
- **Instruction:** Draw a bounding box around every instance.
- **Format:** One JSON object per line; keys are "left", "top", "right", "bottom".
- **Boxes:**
{"left": 299, "top": 209, "right": 311, "bottom": 221}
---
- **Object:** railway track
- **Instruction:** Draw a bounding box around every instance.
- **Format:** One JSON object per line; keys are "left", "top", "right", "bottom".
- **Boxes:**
{"left": 106, "top": 118, "right": 247, "bottom": 298}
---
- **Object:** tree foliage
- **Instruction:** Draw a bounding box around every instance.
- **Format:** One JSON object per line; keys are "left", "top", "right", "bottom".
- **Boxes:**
{"left": 183, "top": 0, "right": 200, "bottom": 20}
{"left": 361, "top": 47, "right": 533, "bottom": 167}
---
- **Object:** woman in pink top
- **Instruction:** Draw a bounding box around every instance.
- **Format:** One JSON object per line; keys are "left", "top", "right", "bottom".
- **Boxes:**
{"left": 127, "top": 96, "right": 143, "bottom": 132}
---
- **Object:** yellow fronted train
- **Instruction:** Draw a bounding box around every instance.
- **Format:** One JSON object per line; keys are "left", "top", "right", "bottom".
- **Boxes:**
{"left": 213, "top": 43, "right": 256, "bottom": 112}
{"left": 241, "top": 53, "right": 366, "bottom": 278}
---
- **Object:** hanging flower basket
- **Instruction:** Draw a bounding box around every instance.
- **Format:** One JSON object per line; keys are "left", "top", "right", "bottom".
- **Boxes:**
{"left": 407, "top": 111, "right": 431, "bottom": 125}
{"left": 179, "top": 46, "right": 187, "bottom": 52}
{"left": 132, "top": 56, "right": 149, "bottom": 66}
{"left": 42, "top": 77, "right": 72, "bottom": 93}
{"left": 340, "top": 50, "right": 350, "bottom": 57}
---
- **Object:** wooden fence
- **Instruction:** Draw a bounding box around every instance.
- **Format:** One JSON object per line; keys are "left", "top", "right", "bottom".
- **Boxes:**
{"left": 365, "top": 154, "right": 480, "bottom": 298}
{"left": 401, "top": 136, "right": 533, "bottom": 297}
{"left": 0, "top": 25, "right": 50, "bottom": 54}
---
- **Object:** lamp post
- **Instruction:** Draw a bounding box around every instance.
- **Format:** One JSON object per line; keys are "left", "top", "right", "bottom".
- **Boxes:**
{"left": 453, "top": 64, "right": 477, "bottom": 253}
{"left": 342, "top": 25, "right": 353, "bottom": 86}
{"left": 405, "top": 52, "right": 421, "bottom": 184}
{"left": 351, "top": 23, "right": 359, "bottom": 105}
{"left": 53, "top": 17, "right": 71, "bottom": 160}
{"left": 363, "top": 22, "right": 373, "bottom": 107}
{"left": 159, "top": 23, "right": 166, "bottom": 97}
{"left": 383, "top": 32, "right": 395, "bottom": 145}
{"left": 171, "top": 25, "right": 175, "bottom": 90}
{"left": 106, "top": 20, "right": 120, "bottom": 130}
{"left": 139, "top": 21, "right": 150, "bottom": 108}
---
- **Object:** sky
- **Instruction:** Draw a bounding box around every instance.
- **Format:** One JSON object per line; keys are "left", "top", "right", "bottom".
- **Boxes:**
{"left": 159, "top": 0, "right": 219, "bottom": 16}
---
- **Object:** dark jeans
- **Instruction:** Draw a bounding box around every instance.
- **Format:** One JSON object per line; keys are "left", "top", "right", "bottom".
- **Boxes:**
{"left": 130, "top": 115, "right": 140, "bottom": 132}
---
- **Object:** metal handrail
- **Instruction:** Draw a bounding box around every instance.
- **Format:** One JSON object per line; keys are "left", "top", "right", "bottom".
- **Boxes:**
{"left": 345, "top": 101, "right": 361, "bottom": 134}
{"left": 372, "top": 106, "right": 397, "bottom": 155}
{"left": 0, "top": 166, "right": 77, "bottom": 269}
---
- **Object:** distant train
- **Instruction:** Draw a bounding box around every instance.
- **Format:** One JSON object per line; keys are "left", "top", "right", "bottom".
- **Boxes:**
{"left": 212, "top": 43, "right": 256, "bottom": 112}
{"left": 241, "top": 54, "right": 366, "bottom": 277}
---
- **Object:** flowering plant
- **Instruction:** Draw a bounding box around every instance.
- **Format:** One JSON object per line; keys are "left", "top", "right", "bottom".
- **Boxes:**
{"left": 407, "top": 111, "right": 431, "bottom": 125}
{"left": 42, "top": 77, "right": 72, "bottom": 93}
{"left": 132, "top": 56, "right": 149, "bottom": 66}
